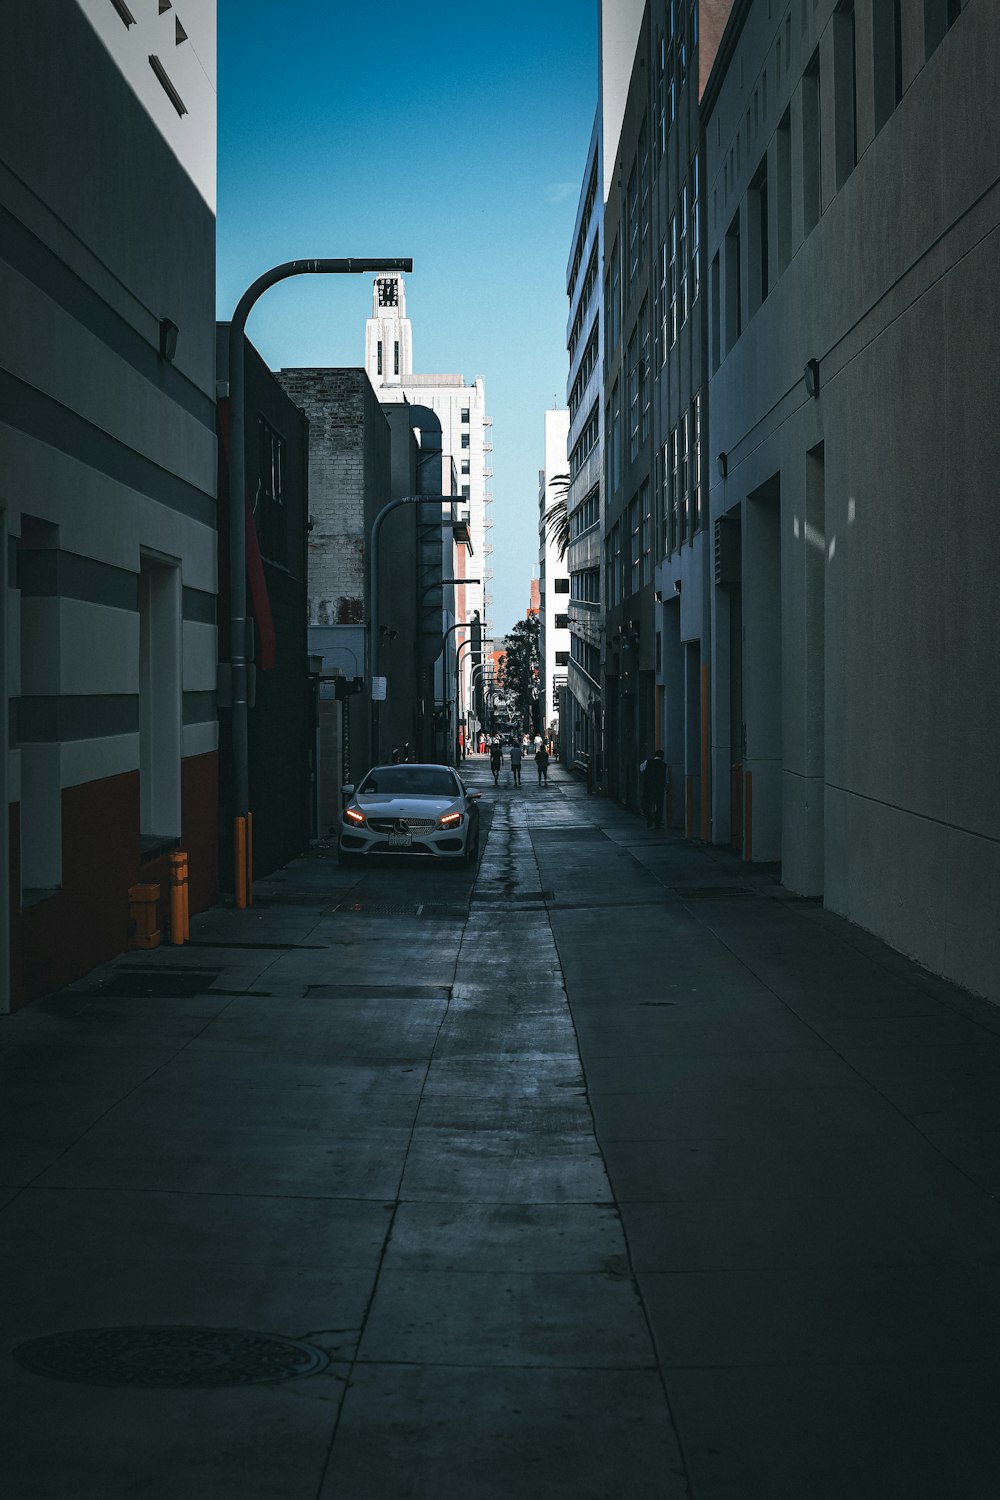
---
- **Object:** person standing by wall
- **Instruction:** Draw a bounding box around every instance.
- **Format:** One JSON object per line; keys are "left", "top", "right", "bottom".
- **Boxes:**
{"left": 534, "top": 742, "right": 549, "bottom": 787}
{"left": 640, "top": 749, "right": 668, "bottom": 828}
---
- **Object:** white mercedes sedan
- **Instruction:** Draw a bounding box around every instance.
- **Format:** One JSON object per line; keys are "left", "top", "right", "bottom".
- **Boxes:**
{"left": 338, "top": 763, "right": 482, "bottom": 866}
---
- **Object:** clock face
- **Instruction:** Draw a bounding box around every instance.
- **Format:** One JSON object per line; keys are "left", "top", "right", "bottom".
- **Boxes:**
{"left": 377, "top": 278, "right": 399, "bottom": 308}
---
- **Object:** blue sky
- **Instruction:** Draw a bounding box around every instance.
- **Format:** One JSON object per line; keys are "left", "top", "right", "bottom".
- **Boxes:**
{"left": 217, "top": 0, "right": 598, "bottom": 633}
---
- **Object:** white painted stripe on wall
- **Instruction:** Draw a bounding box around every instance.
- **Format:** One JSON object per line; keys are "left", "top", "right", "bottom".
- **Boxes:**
{"left": 0, "top": 423, "right": 218, "bottom": 593}
{"left": 59, "top": 598, "right": 140, "bottom": 695}
{"left": 182, "top": 720, "right": 218, "bottom": 757}
{"left": 183, "top": 619, "right": 218, "bottom": 691}
{"left": 60, "top": 733, "right": 138, "bottom": 790}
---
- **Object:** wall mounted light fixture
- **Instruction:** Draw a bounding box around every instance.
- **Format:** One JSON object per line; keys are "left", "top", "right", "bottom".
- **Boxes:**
{"left": 804, "top": 358, "right": 820, "bottom": 398}
{"left": 717, "top": 452, "right": 728, "bottom": 479}
{"left": 159, "top": 318, "right": 179, "bottom": 362}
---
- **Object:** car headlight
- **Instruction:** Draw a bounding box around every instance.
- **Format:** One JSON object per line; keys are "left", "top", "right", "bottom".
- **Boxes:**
{"left": 438, "top": 810, "right": 464, "bottom": 829}
{"left": 344, "top": 806, "right": 366, "bottom": 826}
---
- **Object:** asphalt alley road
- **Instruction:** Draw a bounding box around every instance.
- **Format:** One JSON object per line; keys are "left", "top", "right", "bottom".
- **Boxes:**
{"left": 3, "top": 756, "right": 1000, "bottom": 1498}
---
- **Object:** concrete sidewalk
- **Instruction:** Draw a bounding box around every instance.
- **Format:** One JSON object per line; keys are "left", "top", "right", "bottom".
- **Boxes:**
{"left": 3, "top": 757, "right": 1000, "bottom": 1498}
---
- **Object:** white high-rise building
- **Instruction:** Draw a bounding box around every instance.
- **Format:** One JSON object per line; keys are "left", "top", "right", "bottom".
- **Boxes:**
{"left": 364, "top": 273, "right": 491, "bottom": 726}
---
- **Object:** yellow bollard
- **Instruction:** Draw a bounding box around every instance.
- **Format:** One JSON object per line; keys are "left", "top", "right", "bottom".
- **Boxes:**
{"left": 168, "top": 851, "right": 189, "bottom": 944}
{"left": 128, "top": 883, "right": 161, "bottom": 950}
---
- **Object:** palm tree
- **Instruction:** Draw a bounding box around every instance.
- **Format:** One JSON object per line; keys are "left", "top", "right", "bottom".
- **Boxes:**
{"left": 543, "top": 473, "right": 571, "bottom": 561}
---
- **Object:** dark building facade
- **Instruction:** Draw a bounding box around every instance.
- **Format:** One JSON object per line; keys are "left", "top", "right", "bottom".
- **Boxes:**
{"left": 216, "top": 331, "right": 310, "bottom": 881}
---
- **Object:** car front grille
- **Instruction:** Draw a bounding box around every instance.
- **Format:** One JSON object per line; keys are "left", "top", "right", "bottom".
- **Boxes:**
{"left": 367, "top": 817, "right": 437, "bottom": 834}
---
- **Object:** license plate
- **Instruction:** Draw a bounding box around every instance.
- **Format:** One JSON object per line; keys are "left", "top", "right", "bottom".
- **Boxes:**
{"left": 388, "top": 833, "right": 411, "bottom": 848}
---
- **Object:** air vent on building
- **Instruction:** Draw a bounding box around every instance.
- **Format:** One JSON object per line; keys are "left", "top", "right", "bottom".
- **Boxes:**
{"left": 714, "top": 516, "right": 741, "bottom": 586}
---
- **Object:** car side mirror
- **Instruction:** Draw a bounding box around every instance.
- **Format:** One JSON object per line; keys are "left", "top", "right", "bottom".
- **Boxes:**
{"left": 466, "top": 789, "right": 482, "bottom": 801}
{"left": 341, "top": 784, "right": 355, "bottom": 797}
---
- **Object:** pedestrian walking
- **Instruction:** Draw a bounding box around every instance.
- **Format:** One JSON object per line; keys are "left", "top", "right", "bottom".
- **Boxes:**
{"left": 534, "top": 743, "right": 549, "bottom": 786}
{"left": 490, "top": 739, "right": 503, "bottom": 785}
{"left": 640, "top": 749, "right": 668, "bottom": 828}
{"left": 509, "top": 740, "right": 522, "bottom": 786}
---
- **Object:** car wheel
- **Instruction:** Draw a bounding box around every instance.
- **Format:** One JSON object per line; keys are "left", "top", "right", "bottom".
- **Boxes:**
{"left": 463, "top": 830, "right": 479, "bottom": 867}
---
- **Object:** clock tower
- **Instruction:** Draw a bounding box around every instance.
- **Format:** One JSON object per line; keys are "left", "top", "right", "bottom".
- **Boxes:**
{"left": 365, "top": 272, "right": 412, "bottom": 388}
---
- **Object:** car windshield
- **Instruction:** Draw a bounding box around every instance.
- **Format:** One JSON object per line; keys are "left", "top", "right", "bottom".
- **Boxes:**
{"left": 358, "top": 766, "right": 460, "bottom": 798}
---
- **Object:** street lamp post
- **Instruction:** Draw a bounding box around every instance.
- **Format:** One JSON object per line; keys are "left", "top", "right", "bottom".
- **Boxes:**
{"left": 225, "top": 256, "right": 410, "bottom": 907}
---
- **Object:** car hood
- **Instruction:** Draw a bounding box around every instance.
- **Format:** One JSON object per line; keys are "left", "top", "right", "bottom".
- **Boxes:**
{"left": 354, "top": 794, "right": 461, "bottom": 818}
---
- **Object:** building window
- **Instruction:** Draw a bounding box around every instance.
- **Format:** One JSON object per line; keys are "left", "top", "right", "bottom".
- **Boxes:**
{"left": 256, "top": 417, "right": 287, "bottom": 566}
{"left": 873, "top": 0, "right": 903, "bottom": 131}
{"left": 692, "top": 395, "right": 702, "bottom": 532}
{"left": 924, "top": 0, "right": 961, "bottom": 59}
{"left": 776, "top": 108, "right": 792, "bottom": 273}
{"left": 627, "top": 157, "right": 639, "bottom": 302}
{"left": 639, "top": 116, "right": 649, "bottom": 259}
{"left": 691, "top": 153, "right": 701, "bottom": 304}
{"left": 668, "top": 213, "right": 678, "bottom": 346}
{"left": 570, "top": 403, "right": 599, "bottom": 477}
{"left": 555, "top": 651, "right": 570, "bottom": 667}
{"left": 461, "top": 408, "right": 470, "bottom": 422}
{"left": 629, "top": 496, "right": 641, "bottom": 595}
{"left": 461, "top": 460, "right": 470, "bottom": 474}
{"left": 393, "top": 340, "right": 400, "bottom": 375}
{"left": 461, "top": 434, "right": 470, "bottom": 449}
{"left": 639, "top": 297, "right": 650, "bottom": 446}
{"left": 725, "top": 211, "right": 742, "bottom": 352}
{"left": 627, "top": 328, "right": 639, "bottom": 462}
{"left": 656, "top": 32, "right": 667, "bottom": 156}
{"left": 679, "top": 409, "right": 690, "bottom": 543}
{"left": 461, "top": 485, "right": 470, "bottom": 500}
{"left": 669, "top": 426, "right": 679, "bottom": 550}
{"left": 611, "top": 378, "right": 622, "bottom": 493}
{"left": 377, "top": 341, "right": 383, "bottom": 376}
{"left": 802, "top": 48, "right": 822, "bottom": 234}
{"left": 833, "top": 0, "right": 858, "bottom": 188}
{"left": 569, "top": 486, "right": 600, "bottom": 538}
{"left": 750, "top": 158, "right": 769, "bottom": 312}
{"left": 570, "top": 568, "right": 600, "bottom": 603}
{"left": 679, "top": 186, "right": 689, "bottom": 328}
{"left": 657, "top": 238, "right": 668, "bottom": 366}
{"left": 640, "top": 478, "right": 652, "bottom": 584}
{"left": 554, "top": 576, "right": 571, "bottom": 593}
{"left": 555, "top": 614, "right": 570, "bottom": 630}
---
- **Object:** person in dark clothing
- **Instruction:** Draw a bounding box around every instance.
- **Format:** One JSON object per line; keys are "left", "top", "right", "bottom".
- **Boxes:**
{"left": 489, "top": 740, "right": 503, "bottom": 785}
{"left": 640, "top": 749, "right": 668, "bottom": 828}
{"left": 534, "top": 744, "right": 550, "bottom": 786}
{"left": 509, "top": 741, "right": 522, "bottom": 786}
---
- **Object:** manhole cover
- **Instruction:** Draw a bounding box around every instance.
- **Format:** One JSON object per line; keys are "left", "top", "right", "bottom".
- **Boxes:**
{"left": 12, "top": 1326, "right": 330, "bottom": 1388}
{"left": 672, "top": 885, "right": 754, "bottom": 900}
{"left": 88, "top": 969, "right": 221, "bottom": 999}
{"left": 334, "top": 901, "right": 423, "bottom": 916}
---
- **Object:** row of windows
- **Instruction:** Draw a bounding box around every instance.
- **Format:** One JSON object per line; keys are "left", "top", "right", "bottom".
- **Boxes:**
{"left": 571, "top": 633, "right": 601, "bottom": 685}
{"left": 569, "top": 485, "right": 600, "bottom": 540}
{"left": 657, "top": 155, "right": 700, "bottom": 362}
{"left": 569, "top": 403, "right": 599, "bottom": 479}
{"left": 654, "top": 0, "right": 698, "bottom": 160}
{"left": 569, "top": 324, "right": 599, "bottom": 421}
{"left": 376, "top": 340, "right": 400, "bottom": 377}
{"left": 712, "top": 0, "right": 963, "bottom": 367}
{"left": 567, "top": 158, "right": 600, "bottom": 306}
{"left": 660, "top": 395, "right": 703, "bottom": 552}
{"left": 571, "top": 567, "right": 600, "bottom": 603}
{"left": 568, "top": 247, "right": 599, "bottom": 365}
{"left": 605, "top": 477, "right": 654, "bottom": 608}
